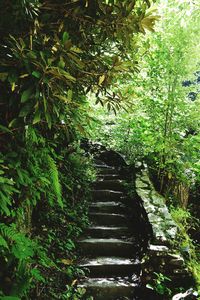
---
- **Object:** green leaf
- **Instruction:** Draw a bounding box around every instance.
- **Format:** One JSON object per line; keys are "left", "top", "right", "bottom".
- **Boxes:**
{"left": 31, "top": 269, "right": 45, "bottom": 283}
{"left": 33, "top": 110, "right": 41, "bottom": 124}
{"left": 45, "top": 112, "right": 52, "bottom": 129}
{"left": 12, "top": 239, "right": 34, "bottom": 259}
{"left": 60, "top": 70, "right": 76, "bottom": 82}
{"left": 43, "top": 96, "right": 47, "bottom": 112}
{"left": 32, "top": 71, "right": 41, "bottom": 79}
{"left": 19, "top": 103, "right": 33, "bottom": 117}
{"left": 21, "top": 88, "right": 32, "bottom": 103}
{"left": 8, "top": 118, "right": 18, "bottom": 128}
{"left": 67, "top": 90, "right": 73, "bottom": 101}
{"left": 0, "top": 235, "right": 9, "bottom": 248}
{"left": 62, "top": 32, "right": 69, "bottom": 44}
{"left": 0, "top": 297, "right": 21, "bottom": 300}
{"left": 58, "top": 58, "right": 65, "bottom": 69}
{"left": 0, "top": 125, "right": 12, "bottom": 134}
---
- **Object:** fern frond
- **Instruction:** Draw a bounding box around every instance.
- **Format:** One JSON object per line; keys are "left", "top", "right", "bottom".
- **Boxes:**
{"left": 46, "top": 155, "right": 63, "bottom": 208}
{"left": 0, "top": 223, "right": 35, "bottom": 259}
{"left": 0, "top": 162, "right": 18, "bottom": 216}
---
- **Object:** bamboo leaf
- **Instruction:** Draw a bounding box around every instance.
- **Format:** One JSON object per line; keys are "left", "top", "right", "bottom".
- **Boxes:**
{"left": 19, "top": 103, "right": 33, "bottom": 117}
{"left": 32, "top": 71, "right": 41, "bottom": 79}
{"left": 33, "top": 110, "right": 41, "bottom": 124}
{"left": 21, "top": 88, "right": 33, "bottom": 103}
{"left": 99, "top": 74, "right": 105, "bottom": 86}
{"left": 62, "top": 31, "right": 69, "bottom": 44}
{"left": 45, "top": 112, "right": 52, "bottom": 129}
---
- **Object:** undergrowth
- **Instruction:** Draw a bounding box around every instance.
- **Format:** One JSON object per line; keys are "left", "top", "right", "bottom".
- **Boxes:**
{"left": 170, "top": 207, "right": 200, "bottom": 296}
{"left": 0, "top": 126, "right": 96, "bottom": 299}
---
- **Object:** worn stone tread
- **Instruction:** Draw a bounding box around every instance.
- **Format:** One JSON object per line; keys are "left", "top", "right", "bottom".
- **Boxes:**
{"left": 89, "top": 212, "right": 129, "bottom": 226}
{"left": 78, "top": 277, "right": 136, "bottom": 300}
{"left": 85, "top": 226, "right": 133, "bottom": 238}
{"left": 78, "top": 238, "right": 136, "bottom": 257}
{"left": 97, "top": 174, "right": 121, "bottom": 180}
{"left": 92, "top": 179, "right": 125, "bottom": 191}
{"left": 80, "top": 257, "right": 136, "bottom": 265}
{"left": 91, "top": 190, "right": 124, "bottom": 201}
{"left": 79, "top": 257, "right": 140, "bottom": 277}
{"left": 89, "top": 201, "right": 126, "bottom": 213}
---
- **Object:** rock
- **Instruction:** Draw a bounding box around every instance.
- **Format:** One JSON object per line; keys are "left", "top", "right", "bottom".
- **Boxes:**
{"left": 151, "top": 191, "right": 166, "bottom": 206}
{"left": 157, "top": 206, "right": 171, "bottom": 218}
{"left": 135, "top": 161, "right": 143, "bottom": 169}
{"left": 166, "top": 227, "right": 177, "bottom": 239}
{"left": 169, "top": 256, "right": 185, "bottom": 267}
{"left": 145, "top": 204, "right": 156, "bottom": 213}
{"left": 136, "top": 190, "right": 150, "bottom": 202}
{"left": 153, "top": 230, "right": 168, "bottom": 244}
{"left": 148, "top": 213, "right": 163, "bottom": 223}
{"left": 136, "top": 180, "right": 149, "bottom": 189}
{"left": 172, "top": 288, "right": 198, "bottom": 299}
{"left": 149, "top": 244, "right": 169, "bottom": 255}
{"left": 140, "top": 174, "right": 152, "bottom": 185}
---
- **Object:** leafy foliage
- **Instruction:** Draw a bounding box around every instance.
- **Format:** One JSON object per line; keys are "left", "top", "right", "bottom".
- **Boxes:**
{"left": 171, "top": 207, "right": 200, "bottom": 294}
{"left": 91, "top": 0, "right": 200, "bottom": 204}
{"left": 46, "top": 154, "right": 63, "bottom": 208}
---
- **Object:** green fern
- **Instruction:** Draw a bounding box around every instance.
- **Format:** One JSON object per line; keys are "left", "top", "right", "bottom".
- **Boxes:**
{"left": 0, "top": 223, "right": 19, "bottom": 241}
{"left": 0, "top": 159, "right": 18, "bottom": 216}
{"left": 0, "top": 223, "right": 34, "bottom": 260}
{"left": 46, "top": 155, "right": 63, "bottom": 208}
{"left": 0, "top": 235, "right": 8, "bottom": 249}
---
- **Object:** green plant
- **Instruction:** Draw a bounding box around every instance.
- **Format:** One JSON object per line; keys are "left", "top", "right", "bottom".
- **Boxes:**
{"left": 171, "top": 207, "right": 200, "bottom": 294}
{"left": 147, "top": 272, "right": 172, "bottom": 296}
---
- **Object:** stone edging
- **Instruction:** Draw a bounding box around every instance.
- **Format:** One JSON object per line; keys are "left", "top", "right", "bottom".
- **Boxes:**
{"left": 135, "top": 169, "right": 177, "bottom": 245}
{"left": 135, "top": 168, "right": 194, "bottom": 292}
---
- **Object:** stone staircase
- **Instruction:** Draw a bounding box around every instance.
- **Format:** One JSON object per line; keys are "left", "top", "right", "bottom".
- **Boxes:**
{"left": 77, "top": 161, "right": 141, "bottom": 300}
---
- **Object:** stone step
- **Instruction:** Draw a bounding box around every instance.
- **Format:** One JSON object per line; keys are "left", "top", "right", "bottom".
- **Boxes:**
{"left": 89, "top": 212, "right": 129, "bottom": 226}
{"left": 94, "top": 159, "right": 108, "bottom": 166}
{"left": 91, "top": 190, "right": 124, "bottom": 201}
{"left": 98, "top": 168, "right": 118, "bottom": 175}
{"left": 92, "top": 180, "right": 125, "bottom": 192}
{"left": 79, "top": 257, "right": 141, "bottom": 277}
{"left": 77, "top": 238, "right": 136, "bottom": 257}
{"left": 89, "top": 201, "right": 126, "bottom": 214}
{"left": 95, "top": 164, "right": 115, "bottom": 170}
{"left": 97, "top": 174, "right": 121, "bottom": 180}
{"left": 85, "top": 226, "right": 133, "bottom": 238}
{"left": 78, "top": 277, "right": 136, "bottom": 300}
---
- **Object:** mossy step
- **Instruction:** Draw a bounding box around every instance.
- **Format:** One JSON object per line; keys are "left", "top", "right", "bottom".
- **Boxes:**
{"left": 91, "top": 190, "right": 124, "bottom": 201}
{"left": 98, "top": 168, "right": 118, "bottom": 175}
{"left": 79, "top": 257, "right": 140, "bottom": 277}
{"left": 85, "top": 226, "right": 133, "bottom": 238}
{"left": 94, "top": 164, "right": 115, "bottom": 169}
{"left": 78, "top": 277, "right": 136, "bottom": 300}
{"left": 77, "top": 238, "right": 136, "bottom": 257}
{"left": 89, "top": 201, "right": 126, "bottom": 214}
{"left": 92, "top": 180, "right": 125, "bottom": 192}
{"left": 97, "top": 174, "right": 121, "bottom": 180}
{"left": 89, "top": 212, "right": 129, "bottom": 226}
